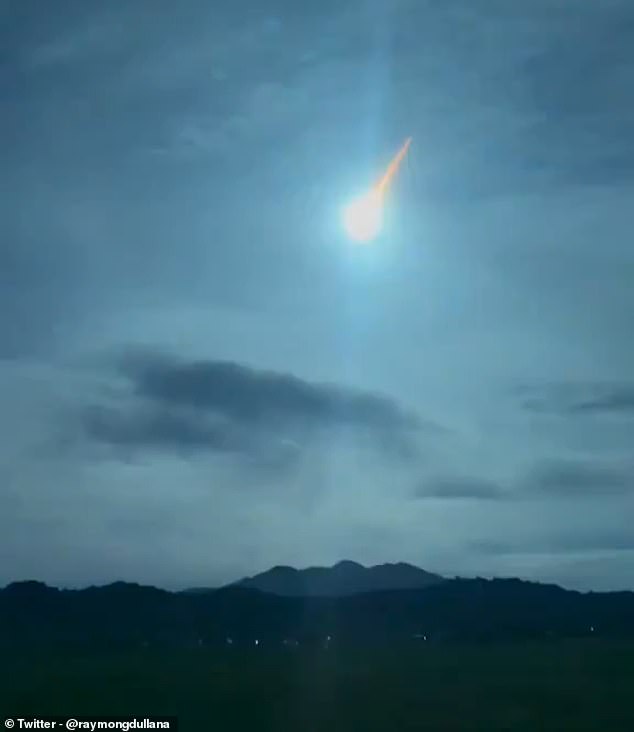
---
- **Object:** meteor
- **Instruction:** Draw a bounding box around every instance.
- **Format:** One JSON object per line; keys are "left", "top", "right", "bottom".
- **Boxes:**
{"left": 342, "top": 137, "right": 412, "bottom": 244}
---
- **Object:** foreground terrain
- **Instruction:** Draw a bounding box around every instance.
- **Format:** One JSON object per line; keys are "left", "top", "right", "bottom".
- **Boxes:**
{"left": 3, "top": 639, "right": 634, "bottom": 731}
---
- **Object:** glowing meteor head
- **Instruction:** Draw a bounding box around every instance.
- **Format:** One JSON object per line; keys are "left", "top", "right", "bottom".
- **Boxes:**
{"left": 342, "top": 189, "right": 384, "bottom": 243}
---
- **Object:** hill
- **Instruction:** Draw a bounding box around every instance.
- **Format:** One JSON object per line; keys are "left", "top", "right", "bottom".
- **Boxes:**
{"left": 232, "top": 560, "right": 444, "bottom": 596}
{"left": 1, "top": 574, "right": 634, "bottom": 650}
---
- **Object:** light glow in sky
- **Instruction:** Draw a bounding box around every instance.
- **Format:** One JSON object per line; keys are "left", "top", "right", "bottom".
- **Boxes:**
{"left": 342, "top": 189, "right": 384, "bottom": 243}
{"left": 341, "top": 137, "right": 412, "bottom": 244}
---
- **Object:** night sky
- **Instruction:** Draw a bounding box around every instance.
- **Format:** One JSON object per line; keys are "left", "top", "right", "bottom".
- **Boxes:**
{"left": 2, "top": 0, "right": 633, "bottom": 591}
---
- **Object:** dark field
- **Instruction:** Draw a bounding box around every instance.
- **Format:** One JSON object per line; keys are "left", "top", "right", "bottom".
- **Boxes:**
{"left": 3, "top": 640, "right": 634, "bottom": 731}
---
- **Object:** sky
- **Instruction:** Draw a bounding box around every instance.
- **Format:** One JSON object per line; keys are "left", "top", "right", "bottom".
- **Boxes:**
{"left": 2, "top": 0, "right": 633, "bottom": 591}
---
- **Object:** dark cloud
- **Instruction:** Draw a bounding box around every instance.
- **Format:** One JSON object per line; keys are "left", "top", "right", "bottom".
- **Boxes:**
{"left": 121, "top": 351, "right": 420, "bottom": 429}
{"left": 571, "top": 389, "right": 634, "bottom": 416}
{"left": 81, "top": 351, "right": 425, "bottom": 460}
{"left": 81, "top": 400, "right": 303, "bottom": 474}
{"left": 473, "top": 531, "right": 634, "bottom": 557}
{"left": 517, "top": 382, "right": 634, "bottom": 417}
{"left": 82, "top": 404, "right": 244, "bottom": 454}
{"left": 416, "top": 460, "right": 633, "bottom": 503}
{"left": 415, "top": 476, "right": 506, "bottom": 501}
{"left": 523, "top": 458, "right": 632, "bottom": 497}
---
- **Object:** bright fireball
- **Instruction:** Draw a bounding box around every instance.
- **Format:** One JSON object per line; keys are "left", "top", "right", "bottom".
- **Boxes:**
{"left": 341, "top": 137, "right": 412, "bottom": 244}
{"left": 342, "top": 190, "right": 384, "bottom": 244}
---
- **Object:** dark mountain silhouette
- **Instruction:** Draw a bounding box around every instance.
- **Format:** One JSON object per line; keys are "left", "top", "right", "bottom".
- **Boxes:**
{"left": 232, "top": 560, "right": 444, "bottom": 596}
{"left": 2, "top": 572, "right": 634, "bottom": 651}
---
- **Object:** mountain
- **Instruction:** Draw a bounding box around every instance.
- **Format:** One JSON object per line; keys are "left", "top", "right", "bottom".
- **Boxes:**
{"left": 233, "top": 560, "right": 444, "bottom": 596}
{"left": 2, "top": 574, "right": 634, "bottom": 651}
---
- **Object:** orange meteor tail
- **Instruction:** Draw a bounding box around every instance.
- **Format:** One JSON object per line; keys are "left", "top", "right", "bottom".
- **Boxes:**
{"left": 375, "top": 137, "right": 412, "bottom": 199}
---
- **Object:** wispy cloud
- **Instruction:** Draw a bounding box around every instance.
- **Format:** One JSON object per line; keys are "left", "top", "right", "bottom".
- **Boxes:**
{"left": 473, "top": 531, "right": 634, "bottom": 557}
{"left": 415, "top": 457, "right": 633, "bottom": 503}
{"left": 522, "top": 458, "right": 633, "bottom": 497}
{"left": 517, "top": 382, "right": 634, "bottom": 417}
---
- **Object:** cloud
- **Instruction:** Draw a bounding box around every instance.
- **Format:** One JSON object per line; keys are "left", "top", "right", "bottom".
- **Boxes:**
{"left": 80, "top": 350, "right": 425, "bottom": 462}
{"left": 522, "top": 458, "right": 633, "bottom": 497}
{"left": 81, "top": 401, "right": 304, "bottom": 474}
{"left": 415, "top": 459, "right": 633, "bottom": 503}
{"left": 517, "top": 382, "right": 634, "bottom": 417}
{"left": 414, "top": 458, "right": 633, "bottom": 505}
{"left": 570, "top": 388, "right": 634, "bottom": 416}
{"left": 122, "top": 350, "right": 419, "bottom": 429}
{"left": 473, "top": 531, "right": 634, "bottom": 557}
{"left": 82, "top": 403, "right": 244, "bottom": 454}
{"left": 415, "top": 476, "right": 506, "bottom": 501}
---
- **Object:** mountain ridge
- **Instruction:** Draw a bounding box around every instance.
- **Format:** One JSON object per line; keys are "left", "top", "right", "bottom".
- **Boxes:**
{"left": 2, "top": 573, "right": 634, "bottom": 650}
{"left": 230, "top": 560, "right": 445, "bottom": 597}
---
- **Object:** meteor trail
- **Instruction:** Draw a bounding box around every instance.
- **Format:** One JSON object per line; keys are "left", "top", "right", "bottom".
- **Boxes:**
{"left": 342, "top": 137, "right": 412, "bottom": 244}
{"left": 375, "top": 136, "right": 412, "bottom": 198}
